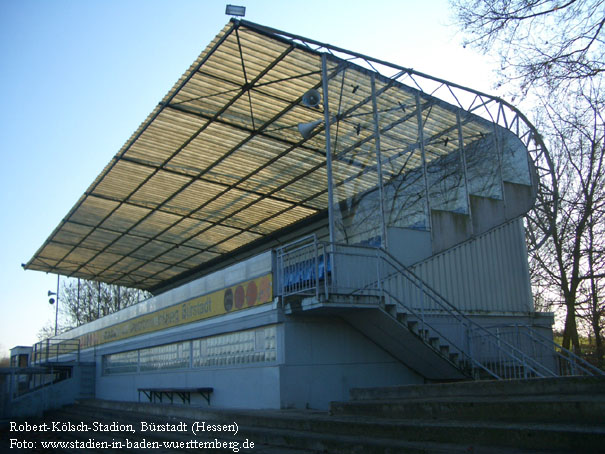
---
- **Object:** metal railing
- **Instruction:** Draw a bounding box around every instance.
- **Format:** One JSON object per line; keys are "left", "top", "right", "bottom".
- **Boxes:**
{"left": 0, "top": 366, "right": 73, "bottom": 402}
{"left": 275, "top": 235, "right": 604, "bottom": 379}
{"left": 32, "top": 338, "right": 80, "bottom": 364}
{"left": 470, "top": 324, "right": 603, "bottom": 378}
{"left": 276, "top": 235, "right": 331, "bottom": 301}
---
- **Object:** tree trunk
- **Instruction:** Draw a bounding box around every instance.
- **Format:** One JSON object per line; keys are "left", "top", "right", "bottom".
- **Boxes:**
{"left": 563, "top": 300, "right": 581, "bottom": 354}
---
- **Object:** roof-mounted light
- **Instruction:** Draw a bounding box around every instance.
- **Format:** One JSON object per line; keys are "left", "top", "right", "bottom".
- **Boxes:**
{"left": 225, "top": 5, "right": 246, "bottom": 17}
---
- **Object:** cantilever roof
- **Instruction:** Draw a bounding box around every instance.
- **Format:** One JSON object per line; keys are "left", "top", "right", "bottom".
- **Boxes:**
{"left": 25, "top": 20, "right": 544, "bottom": 292}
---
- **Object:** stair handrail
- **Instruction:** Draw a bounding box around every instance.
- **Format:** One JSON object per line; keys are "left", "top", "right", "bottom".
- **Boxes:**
{"left": 377, "top": 283, "right": 500, "bottom": 378}
{"left": 367, "top": 246, "right": 558, "bottom": 378}
{"left": 275, "top": 237, "right": 600, "bottom": 378}
{"left": 379, "top": 251, "right": 603, "bottom": 377}
{"left": 471, "top": 323, "right": 604, "bottom": 376}
{"left": 300, "top": 240, "right": 551, "bottom": 378}
{"left": 327, "top": 241, "right": 574, "bottom": 378}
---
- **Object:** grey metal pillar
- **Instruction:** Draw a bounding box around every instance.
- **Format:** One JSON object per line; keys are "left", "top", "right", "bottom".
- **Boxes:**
{"left": 457, "top": 110, "right": 472, "bottom": 223}
{"left": 321, "top": 54, "right": 336, "bottom": 246}
{"left": 415, "top": 92, "right": 431, "bottom": 231}
{"left": 97, "top": 281, "right": 101, "bottom": 318}
{"left": 54, "top": 274, "right": 60, "bottom": 336}
{"left": 491, "top": 122, "right": 506, "bottom": 204}
{"left": 371, "top": 73, "right": 388, "bottom": 249}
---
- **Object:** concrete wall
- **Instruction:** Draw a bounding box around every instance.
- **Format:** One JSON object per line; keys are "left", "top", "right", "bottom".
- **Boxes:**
{"left": 387, "top": 227, "right": 432, "bottom": 266}
{"left": 279, "top": 316, "right": 423, "bottom": 410}
{"left": 411, "top": 218, "right": 534, "bottom": 314}
{"left": 88, "top": 307, "right": 423, "bottom": 411}
{"left": 1, "top": 363, "right": 95, "bottom": 419}
{"left": 97, "top": 363, "right": 281, "bottom": 409}
{"left": 89, "top": 303, "right": 282, "bottom": 409}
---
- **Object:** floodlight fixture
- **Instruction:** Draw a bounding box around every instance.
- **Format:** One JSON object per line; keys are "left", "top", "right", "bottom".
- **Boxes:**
{"left": 225, "top": 5, "right": 246, "bottom": 17}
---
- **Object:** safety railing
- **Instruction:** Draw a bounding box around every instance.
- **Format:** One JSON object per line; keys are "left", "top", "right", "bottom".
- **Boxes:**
{"left": 276, "top": 235, "right": 332, "bottom": 301}
{"left": 32, "top": 338, "right": 80, "bottom": 364}
{"left": 470, "top": 324, "right": 603, "bottom": 377}
{"left": 275, "top": 236, "right": 604, "bottom": 379}
{"left": 0, "top": 366, "right": 73, "bottom": 402}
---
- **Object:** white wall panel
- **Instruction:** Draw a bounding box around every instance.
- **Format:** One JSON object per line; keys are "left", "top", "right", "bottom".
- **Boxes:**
{"left": 410, "top": 218, "right": 533, "bottom": 314}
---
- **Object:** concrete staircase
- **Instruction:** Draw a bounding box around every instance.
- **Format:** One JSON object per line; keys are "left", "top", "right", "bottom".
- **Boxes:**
{"left": 342, "top": 308, "right": 468, "bottom": 380}
{"left": 279, "top": 178, "right": 546, "bottom": 382}
{"left": 9, "top": 376, "right": 602, "bottom": 453}
{"left": 331, "top": 376, "right": 605, "bottom": 452}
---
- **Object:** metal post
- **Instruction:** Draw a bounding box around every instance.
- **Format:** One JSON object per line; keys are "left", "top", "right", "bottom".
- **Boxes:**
{"left": 371, "top": 73, "right": 388, "bottom": 249}
{"left": 491, "top": 122, "right": 506, "bottom": 204}
{"left": 321, "top": 54, "right": 336, "bottom": 246}
{"left": 457, "top": 111, "right": 472, "bottom": 222}
{"left": 415, "top": 92, "right": 432, "bottom": 231}
{"left": 9, "top": 370, "right": 14, "bottom": 400}
{"left": 97, "top": 281, "right": 101, "bottom": 318}
{"left": 323, "top": 244, "right": 329, "bottom": 300}
{"left": 376, "top": 250, "right": 383, "bottom": 301}
{"left": 466, "top": 324, "right": 473, "bottom": 369}
{"left": 77, "top": 278, "right": 80, "bottom": 326}
{"left": 54, "top": 274, "right": 60, "bottom": 336}
{"left": 314, "top": 237, "right": 319, "bottom": 301}
{"left": 420, "top": 281, "right": 425, "bottom": 336}
{"left": 321, "top": 54, "right": 337, "bottom": 294}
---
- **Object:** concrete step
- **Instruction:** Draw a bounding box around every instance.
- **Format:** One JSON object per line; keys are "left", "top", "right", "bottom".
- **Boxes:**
{"left": 36, "top": 406, "right": 317, "bottom": 454}
{"left": 330, "top": 395, "right": 605, "bottom": 424}
{"left": 47, "top": 399, "right": 605, "bottom": 453}
{"left": 348, "top": 376, "right": 605, "bottom": 401}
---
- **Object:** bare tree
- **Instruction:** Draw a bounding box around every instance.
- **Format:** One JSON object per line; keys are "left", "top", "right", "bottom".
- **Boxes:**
{"left": 61, "top": 279, "right": 150, "bottom": 326}
{"left": 451, "top": 1, "right": 605, "bottom": 362}
{"left": 451, "top": 0, "right": 605, "bottom": 95}
{"left": 527, "top": 88, "right": 605, "bottom": 357}
{"left": 37, "top": 278, "right": 150, "bottom": 340}
{"left": 0, "top": 355, "right": 10, "bottom": 367}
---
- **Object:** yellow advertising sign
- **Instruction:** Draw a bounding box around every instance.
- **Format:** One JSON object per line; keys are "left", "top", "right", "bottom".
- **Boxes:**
{"left": 78, "top": 273, "right": 272, "bottom": 349}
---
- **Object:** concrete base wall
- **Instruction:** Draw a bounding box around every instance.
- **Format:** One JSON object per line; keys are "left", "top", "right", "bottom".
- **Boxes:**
{"left": 1, "top": 363, "right": 95, "bottom": 419}
{"left": 90, "top": 304, "right": 282, "bottom": 409}
{"left": 88, "top": 309, "right": 422, "bottom": 411}
{"left": 280, "top": 316, "right": 423, "bottom": 410}
{"left": 96, "top": 364, "right": 281, "bottom": 409}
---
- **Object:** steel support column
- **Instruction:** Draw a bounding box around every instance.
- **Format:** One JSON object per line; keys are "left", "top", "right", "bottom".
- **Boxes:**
{"left": 491, "top": 122, "right": 506, "bottom": 205}
{"left": 457, "top": 110, "right": 472, "bottom": 223}
{"left": 415, "top": 92, "right": 431, "bottom": 231}
{"left": 371, "top": 73, "right": 388, "bottom": 249}
{"left": 321, "top": 54, "right": 336, "bottom": 246}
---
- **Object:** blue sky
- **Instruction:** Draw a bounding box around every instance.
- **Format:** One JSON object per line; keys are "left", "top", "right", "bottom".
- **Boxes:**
{"left": 0, "top": 0, "right": 498, "bottom": 357}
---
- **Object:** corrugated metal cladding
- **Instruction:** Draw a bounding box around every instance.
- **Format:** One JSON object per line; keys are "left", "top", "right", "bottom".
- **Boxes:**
{"left": 24, "top": 19, "right": 535, "bottom": 292}
{"left": 410, "top": 218, "right": 533, "bottom": 314}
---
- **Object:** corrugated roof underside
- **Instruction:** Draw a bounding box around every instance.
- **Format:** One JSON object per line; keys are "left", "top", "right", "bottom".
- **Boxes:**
{"left": 25, "top": 21, "right": 494, "bottom": 290}
{"left": 26, "top": 23, "right": 328, "bottom": 290}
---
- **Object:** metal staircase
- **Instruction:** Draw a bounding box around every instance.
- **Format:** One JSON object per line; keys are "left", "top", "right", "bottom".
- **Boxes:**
{"left": 276, "top": 234, "right": 603, "bottom": 381}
